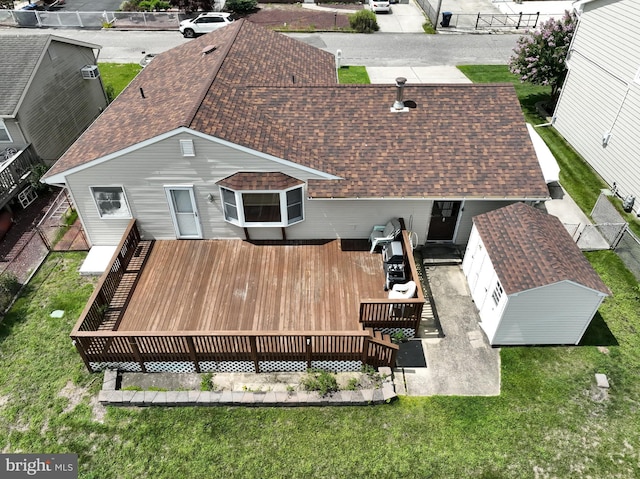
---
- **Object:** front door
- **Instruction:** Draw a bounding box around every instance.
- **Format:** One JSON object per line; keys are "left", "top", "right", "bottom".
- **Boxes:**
{"left": 427, "top": 201, "right": 461, "bottom": 241}
{"left": 165, "top": 186, "right": 202, "bottom": 239}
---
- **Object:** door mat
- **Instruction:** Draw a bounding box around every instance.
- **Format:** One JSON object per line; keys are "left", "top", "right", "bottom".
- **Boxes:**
{"left": 396, "top": 340, "right": 427, "bottom": 368}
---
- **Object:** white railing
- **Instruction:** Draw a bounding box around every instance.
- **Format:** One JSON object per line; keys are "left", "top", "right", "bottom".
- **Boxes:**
{"left": 0, "top": 10, "right": 188, "bottom": 29}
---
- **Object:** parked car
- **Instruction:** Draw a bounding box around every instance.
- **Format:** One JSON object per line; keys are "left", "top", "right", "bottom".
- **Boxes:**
{"left": 179, "top": 12, "right": 235, "bottom": 38}
{"left": 369, "top": 0, "right": 390, "bottom": 13}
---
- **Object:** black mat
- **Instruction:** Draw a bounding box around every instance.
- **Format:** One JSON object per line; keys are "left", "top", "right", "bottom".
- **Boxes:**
{"left": 395, "top": 340, "right": 427, "bottom": 368}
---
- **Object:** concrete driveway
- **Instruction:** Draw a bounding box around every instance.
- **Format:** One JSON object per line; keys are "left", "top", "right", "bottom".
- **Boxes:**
{"left": 394, "top": 264, "right": 501, "bottom": 396}
{"left": 374, "top": 0, "right": 425, "bottom": 33}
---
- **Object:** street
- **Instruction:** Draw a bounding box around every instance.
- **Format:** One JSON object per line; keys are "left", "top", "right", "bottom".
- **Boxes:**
{"left": 0, "top": 28, "right": 518, "bottom": 65}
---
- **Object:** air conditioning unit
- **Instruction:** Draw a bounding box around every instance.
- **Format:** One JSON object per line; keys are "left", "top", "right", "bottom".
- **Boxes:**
{"left": 81, "top": 65, "right": 100, "bottom": 80}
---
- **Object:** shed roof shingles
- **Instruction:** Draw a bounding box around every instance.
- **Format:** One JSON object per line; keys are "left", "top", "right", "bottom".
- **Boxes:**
{"left": 473, "top": 202, "right": 611, "bottom": 295}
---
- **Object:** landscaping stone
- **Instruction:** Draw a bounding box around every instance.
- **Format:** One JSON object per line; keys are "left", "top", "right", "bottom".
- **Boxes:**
{"left": 596, "top": 373, "right": 610, "bottom": 389}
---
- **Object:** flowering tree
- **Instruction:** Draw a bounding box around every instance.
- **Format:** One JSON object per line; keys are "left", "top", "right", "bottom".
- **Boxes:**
{"left": 509, "top": 11, "right": 577, "bottom": 106}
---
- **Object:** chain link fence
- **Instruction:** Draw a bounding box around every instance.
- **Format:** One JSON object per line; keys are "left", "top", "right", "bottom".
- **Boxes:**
{"left": 0, "top": 10, "right": 187, "bottom": 29}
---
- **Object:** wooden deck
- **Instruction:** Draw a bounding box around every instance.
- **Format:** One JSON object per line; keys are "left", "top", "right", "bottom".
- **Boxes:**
{"left": 116, "top": 239, "right": 387, "bottom": 333}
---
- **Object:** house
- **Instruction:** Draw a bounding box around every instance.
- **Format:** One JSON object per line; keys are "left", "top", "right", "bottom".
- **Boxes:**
{"left": 41, "top": 20, "right": 551, "bottom": 373}
{"left": 553, "top": 0, "right": 640, "bottom": 214}
{"left": 42, "top": 20, "right": 549, "bottom": 249}
{"left": 462, "top": 202, "right": 610, "bottom": 346}
{"left": 0, "top": 34, "right": 107, "bottom": 211}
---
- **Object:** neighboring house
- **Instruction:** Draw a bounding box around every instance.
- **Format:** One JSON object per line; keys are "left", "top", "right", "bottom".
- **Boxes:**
{"left": 463, "top": 202, "right": 610, "bottom": 346}
{"left": 0, "top": 34, "right": 108, "bottom": 210}
{"left": 42, "top": 20, "right": 549, "bottom": 250}
{"left": 553, "top": 0, "right": 640, "bottom": 214}
{"left": 42, "top": 20, "right": 552, "bottom": 374}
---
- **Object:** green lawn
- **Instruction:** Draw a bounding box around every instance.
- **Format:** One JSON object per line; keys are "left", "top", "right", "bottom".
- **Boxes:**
{"left": 338, "top": 65, "right": 370, "bottom": 84}
{"left": 98, "top": 63, "right": 142, "bottom": 101}
{"left": 1, "top": 66, "right": 639, "bottom": 478}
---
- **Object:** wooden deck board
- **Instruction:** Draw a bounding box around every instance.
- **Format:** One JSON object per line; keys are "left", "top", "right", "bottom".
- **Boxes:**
{"left": 117, "top": 239, "right": 386, "bottom": 333}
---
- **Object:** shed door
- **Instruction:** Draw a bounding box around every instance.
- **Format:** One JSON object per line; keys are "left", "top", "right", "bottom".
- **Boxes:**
{"left": 427, "top": 201, "right": 461, "bottom": 241}
{"left": 165, "top": 186, "right": 202, "bottom": 239}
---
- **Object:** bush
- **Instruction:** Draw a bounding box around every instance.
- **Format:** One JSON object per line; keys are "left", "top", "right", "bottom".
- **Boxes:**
{"left": 300, "top": 369, "right": 338, "bottom": 397}
{"left": 225, "top": 0, "right": 257, "bottom": 14}
{"left": 0, "top": 272, "right": 20, "bottom": 313}
{"left": 349, "top": 9, "right": 379, "bottom": 33}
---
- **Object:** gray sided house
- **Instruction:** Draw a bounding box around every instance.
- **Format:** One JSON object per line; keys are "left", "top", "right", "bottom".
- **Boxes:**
{"left": 42, "top": 20, "right": 549, "bottom": 249}
{"left": 553, "top": 0, "right": 640, "bottom": 214}
{"left": 463, "top": 202, "right": 610, "bottom": 346}
{"left": 0, "top": 34, "right": 107, "bottom": 210}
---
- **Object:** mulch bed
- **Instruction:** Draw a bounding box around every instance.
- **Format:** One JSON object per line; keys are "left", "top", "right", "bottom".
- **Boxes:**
{"left": 245, "top": 4, "right": 362, "bottom": 30}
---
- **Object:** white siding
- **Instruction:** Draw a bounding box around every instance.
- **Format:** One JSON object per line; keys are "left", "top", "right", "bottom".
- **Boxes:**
{"left": 554, "top": 0, "right": 640, "bottom": 212}
{"left": 462, "top": 228, "right": 504, "bottom": 343}
{"left": 492, "top": 282, "right": 604, "bottom": 345}
{"left": 0, "top": 119, "right": 27, "bottom": 149}
{"left": 67, "top": 132, "right": 437, "bottom": 245}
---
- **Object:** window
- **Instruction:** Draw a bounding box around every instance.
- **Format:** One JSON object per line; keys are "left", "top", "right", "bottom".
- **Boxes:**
{"left": 0, "top": 120, "right": 11, "bottom": 142}
{"left": 91, "top": 186, "right": 131, "bottom": 219}
{"left": 219, "top": 186, "right": 304, "bottom": 227}
{"left": 491, "top": 282, "right": 503, "bottom": 307}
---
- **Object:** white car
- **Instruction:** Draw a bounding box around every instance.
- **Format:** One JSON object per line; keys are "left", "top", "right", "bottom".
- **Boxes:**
{"left": 179, "top": 12, "right": 235, "bottom": 38}
{"left": 369, "top": 0, "right": 390, "bottom": 13}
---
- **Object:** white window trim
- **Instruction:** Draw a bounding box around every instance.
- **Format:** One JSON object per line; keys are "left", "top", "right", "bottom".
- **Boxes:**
{"left": 0, "top": 120, "right": 12, "bottom": 143}
{"left": 634, "top": 66, "right": 640, "bottom": 85}
{"left": 219, "top": 185, "right": 305, "bottom": 228}
{"left": 90, "top": 185, "right": 132, "bottom": 220}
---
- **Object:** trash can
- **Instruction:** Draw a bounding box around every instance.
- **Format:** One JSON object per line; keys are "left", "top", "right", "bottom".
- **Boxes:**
{"left": 441, "top": 11, "right": 452, "bottom": 27}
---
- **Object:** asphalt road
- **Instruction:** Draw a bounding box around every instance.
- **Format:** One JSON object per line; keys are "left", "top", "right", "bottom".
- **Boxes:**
{"left": 0, "top": 28, "right": 518, "bottom": 65}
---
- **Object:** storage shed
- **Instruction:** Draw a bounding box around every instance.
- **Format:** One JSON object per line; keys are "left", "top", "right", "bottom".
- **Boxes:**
{"left": 462, "top": 202, "right": 610, "bottom": 345}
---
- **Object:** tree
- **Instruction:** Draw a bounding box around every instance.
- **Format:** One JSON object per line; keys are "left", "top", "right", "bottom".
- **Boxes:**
{"left": 509, "top": 11, "right": 577, "bottom": 106}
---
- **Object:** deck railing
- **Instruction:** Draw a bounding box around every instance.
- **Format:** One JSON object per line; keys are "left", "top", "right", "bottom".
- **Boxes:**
{"left": 0, "top": 145, "right": 42, "bottom": 209}
{"left": 74, "top": 219, "right": 149, "bottom": 332}
{"left": 359, "top": 227, "right": 424, "bottom": 335}
{"left": 71, "top": 329, "right": 398, "bottom": 373}
{"left": 71, "top": 220, "right": 399, "bottom": 373}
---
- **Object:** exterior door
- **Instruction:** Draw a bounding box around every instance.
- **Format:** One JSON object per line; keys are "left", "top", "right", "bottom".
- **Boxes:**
{"left": 165, "top": 186, "right": 202, "bottom": 239}
{"left": 427, "top": 201, "right": 461, "bottom": 241}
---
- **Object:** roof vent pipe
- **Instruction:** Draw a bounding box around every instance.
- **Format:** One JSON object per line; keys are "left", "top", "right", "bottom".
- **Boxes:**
{"left": 391, "top": 77, "right": 409, "bottom": 113}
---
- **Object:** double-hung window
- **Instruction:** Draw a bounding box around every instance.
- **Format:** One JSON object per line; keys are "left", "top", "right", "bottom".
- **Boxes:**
{"left": 217, "top": 172, "right": 305, "bottom": 227}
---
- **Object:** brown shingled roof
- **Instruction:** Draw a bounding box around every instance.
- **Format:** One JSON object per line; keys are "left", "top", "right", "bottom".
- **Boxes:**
{"left": 43, "top": 19, "right": 337, "bottom": 180}
{"left": 193, "top": 83, "right": 549, "bottom": 198}
{"left": 473, "top": 202, "right": 611, "bottom": 295}
{"left": 42, "top": 21, "right": 548, "bottom": 200}
{"left": 217, "top": 172, "right": 304, "bottom": 190}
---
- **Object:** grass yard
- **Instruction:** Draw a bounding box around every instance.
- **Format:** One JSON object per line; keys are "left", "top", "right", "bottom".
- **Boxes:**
{"left": 0, "top": 66, "right": 638, "bottom": 478}
{"left": 337, "top": 65, "right": 370, "bottom": 84}
{"left": 98, "top": 63, "right": 142, "bottom": 102}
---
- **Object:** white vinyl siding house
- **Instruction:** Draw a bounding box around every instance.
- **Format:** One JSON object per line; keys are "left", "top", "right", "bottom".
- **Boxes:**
{"left": 463, "top": 203, "right": 610, "bottom": 346}
{"left": 553, "top": 0, "right": 640, "bottom": 213}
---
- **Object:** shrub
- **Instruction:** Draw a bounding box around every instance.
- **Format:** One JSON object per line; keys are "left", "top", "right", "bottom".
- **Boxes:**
{"left": 349, "top": 9, "right": 379, "bottom": 33}
{"left": 300, "top": 369, "right": 338, "bottom": 397}
{"left": 225, "top": 0, "right": 257, "bottom": 14}
{"left": 0, "top": 272, "right": 20, "bottom": 313}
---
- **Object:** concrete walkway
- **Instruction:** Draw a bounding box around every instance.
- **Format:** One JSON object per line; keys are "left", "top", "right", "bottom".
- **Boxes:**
{"left": 394, "top": 265, "right": 501, "bottom": 396}
{"left": 367, "top": 65, "right": 472, "bottom": 83}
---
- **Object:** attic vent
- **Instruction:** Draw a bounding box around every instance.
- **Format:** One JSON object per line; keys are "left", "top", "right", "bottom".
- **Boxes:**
{"left": 180, "top": 139, "right": 195, "bottom": 157}
{"left": 202, "top": 45, "right": 217, "bottom": 55}
{"left": 81, "top": 65, "right": 100, "bottom": 80}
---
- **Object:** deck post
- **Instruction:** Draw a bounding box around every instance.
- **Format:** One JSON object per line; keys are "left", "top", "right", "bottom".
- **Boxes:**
{"left": 186, "top": 336, "right": 201, "bottom": 373}
{"left": 361, "top": 336, "right": 370, "bottom": 365}
{"left": 249, "top": 336, "right": 260, "bottom": 373}
{"left": 72, "top": 338, "right": 94, "bottom": 372}
{"left": 128, "top": 337, "right": 147, "bottom": 373}
{"left": 305, "top": 336, "right": 312, "bottom": 369}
